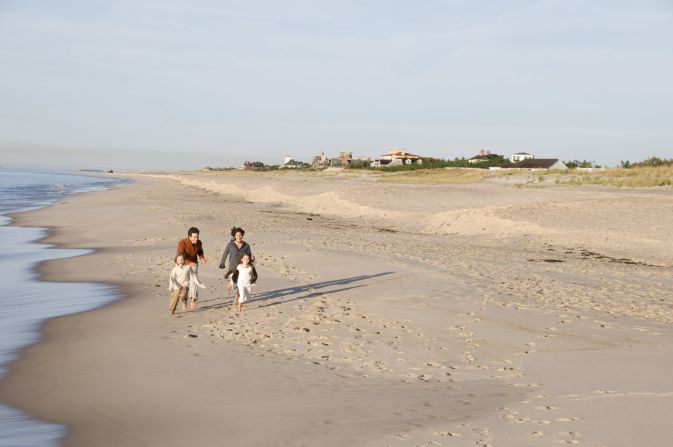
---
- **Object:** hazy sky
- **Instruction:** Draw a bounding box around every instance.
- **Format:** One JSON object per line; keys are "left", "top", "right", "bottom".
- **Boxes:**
{"left": 1, "top": 0, "right": 672, "bottom": 170}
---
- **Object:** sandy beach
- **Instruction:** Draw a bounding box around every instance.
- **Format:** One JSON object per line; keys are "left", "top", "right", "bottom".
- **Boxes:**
{"left": 1, "top": 170, "right": 672, "bottom": 446}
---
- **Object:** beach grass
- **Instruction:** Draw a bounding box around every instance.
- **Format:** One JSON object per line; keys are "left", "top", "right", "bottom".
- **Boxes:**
{"left": 555, "top": 166, "right": 673, "bottom": 188}
{"left": 200, "top": 167, "right": 495, "bottom": 183}
{"left": 202, "top": 168, "right": 343, "bottom": 178}
{"left": 375, "top": 167, "right": 495, "bottom": 184}
{"left": 199, "top": 166, "right": 673, "bottom": 188}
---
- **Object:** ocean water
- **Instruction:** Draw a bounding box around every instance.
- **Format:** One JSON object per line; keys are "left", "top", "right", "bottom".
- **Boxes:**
{"left": 0, "top": 169, "right": 127, "bottom": 447}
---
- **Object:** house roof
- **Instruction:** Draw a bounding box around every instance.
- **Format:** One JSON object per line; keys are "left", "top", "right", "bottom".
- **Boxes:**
{"left": 384, "top": 148, "right": 421, "bottom": 158}
{"left": 513, "top": 158, "right": 563, "bottom": 169}
{"left": 513, "top": 152, "right": 532, "bottom": 155}
{"left": 470, "top": 154, "right": 500, "bottom": 160}
{"left": 284, "top": 159, "right": 305, "bottom": 166}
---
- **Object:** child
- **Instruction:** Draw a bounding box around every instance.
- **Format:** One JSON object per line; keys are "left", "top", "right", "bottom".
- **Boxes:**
{"left": 231, "top": 253, "right": 258, "bottom": 313}
{"left": 168, "top": 254, "right": 206, "bottom": 314}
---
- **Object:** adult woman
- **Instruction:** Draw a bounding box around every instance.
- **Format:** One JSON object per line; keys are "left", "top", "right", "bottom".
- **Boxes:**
{"left": 219, "top": 226, "right": 253, "bottom": 299}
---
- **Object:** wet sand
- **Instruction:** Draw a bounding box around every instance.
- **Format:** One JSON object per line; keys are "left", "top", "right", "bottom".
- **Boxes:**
{"left": 1, "top": 171, "right": 672, "bottom": 446}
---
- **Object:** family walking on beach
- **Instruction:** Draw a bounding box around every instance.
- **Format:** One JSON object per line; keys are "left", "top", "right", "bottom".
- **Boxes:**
{"left": 168, "top": 226, "right": 257, "bottom": 315}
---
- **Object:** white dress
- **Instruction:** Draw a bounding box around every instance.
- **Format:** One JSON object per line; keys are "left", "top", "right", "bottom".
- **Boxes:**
{"left": 236, "top": 265, "right": 253, "bottom": 303}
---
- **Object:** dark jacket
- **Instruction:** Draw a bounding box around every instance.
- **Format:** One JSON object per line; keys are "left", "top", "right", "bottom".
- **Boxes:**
{"left": 219, "top": 240, "right": 252, "bottom": 270}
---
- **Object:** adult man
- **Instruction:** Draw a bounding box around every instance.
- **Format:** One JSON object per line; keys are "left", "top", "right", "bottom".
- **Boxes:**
{"left": 176, "top": 227, "right": 207, "bottom": 309}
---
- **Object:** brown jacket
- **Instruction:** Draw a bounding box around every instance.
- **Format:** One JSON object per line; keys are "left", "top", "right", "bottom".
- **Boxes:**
{"left": 176, "top": 238, "right": 204, "bottom": 264}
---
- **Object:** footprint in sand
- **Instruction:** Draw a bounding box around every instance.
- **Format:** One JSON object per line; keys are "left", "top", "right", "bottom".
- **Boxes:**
{"left": 537, "top": 404, "right": 557, "bottom": 410}
{"left": 433, "top": 431, "right": 461, "bottom": 438}
{"left": 556, "top": 416, "right": 579, "bottom": 422}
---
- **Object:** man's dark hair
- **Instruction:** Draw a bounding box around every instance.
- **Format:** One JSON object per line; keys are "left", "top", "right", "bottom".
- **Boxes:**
{"left": 188, "top": 227, "right": 200, "bottom": 236}
{"left": 230, "top": 226, "right": 245, "bottom": 237}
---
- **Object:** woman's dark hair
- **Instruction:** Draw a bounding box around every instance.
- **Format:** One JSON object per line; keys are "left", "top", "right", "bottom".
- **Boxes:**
{"left": 230, "top": 226, "right": 245, "bottom": 238}
{"left": 188, "top": 227, "right": 200, "bottom": 236}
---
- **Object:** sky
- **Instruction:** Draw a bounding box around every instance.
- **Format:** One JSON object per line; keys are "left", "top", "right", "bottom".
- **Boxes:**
{"left": 1, "top": 0, "right": 672, "bottom": 171}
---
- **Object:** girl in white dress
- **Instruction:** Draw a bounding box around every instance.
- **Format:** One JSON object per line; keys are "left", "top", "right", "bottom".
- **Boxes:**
{"left": 231, "top": 254, "right": 257, "bottom": 313}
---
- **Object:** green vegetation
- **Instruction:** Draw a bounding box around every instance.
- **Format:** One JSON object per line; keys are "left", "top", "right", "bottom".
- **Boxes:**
{"left": 203, "top": 166, "right": 237, "bottom": 171}
{"left": 348, "top": 156, "right": 510, "bottom": 172}
{"left": 204, "top": 154, "right": 673, "bottom": 188}
{"left": 620, "top": 156, "right": 673, "bottom": 168}
{"left": 562, "top": 159, "right": 601, "bottom": 169}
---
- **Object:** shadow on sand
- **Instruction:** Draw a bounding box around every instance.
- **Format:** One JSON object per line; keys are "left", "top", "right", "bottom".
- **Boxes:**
{"left": 194, "top": 271, "right": 395, "bottom": 313}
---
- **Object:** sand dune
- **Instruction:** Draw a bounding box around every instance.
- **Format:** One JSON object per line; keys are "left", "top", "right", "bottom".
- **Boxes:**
{"left": 159, "top": 171, "right": 673, "bottom": 265}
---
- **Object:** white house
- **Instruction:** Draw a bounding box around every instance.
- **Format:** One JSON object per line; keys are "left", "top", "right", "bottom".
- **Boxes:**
{"left": 372, "top": 148, "right": 423, "bottom": 167}
{"left": 511, "top": 152, "right": 535, "bottom": 163}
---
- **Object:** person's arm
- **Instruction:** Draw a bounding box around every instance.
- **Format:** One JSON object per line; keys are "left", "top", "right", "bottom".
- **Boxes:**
{"left": 198, "top": 241, "right": 206, "bottom": 263}
{"left": 219, "top": 243, "right": 230, "bottom": 269}
{"left": 190, "top": 267, "right": 206, "bottom": 288}
{"left": 168, "top": 269, "right": 177, "bottom": 292}
{"left": 176, "top": 240, "right": 186, "bottom": 257}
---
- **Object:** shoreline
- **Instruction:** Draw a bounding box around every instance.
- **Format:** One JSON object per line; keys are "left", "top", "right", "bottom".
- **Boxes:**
{"left": 0, "top": 190, "right": 128, "bottom": 443}
{"left": 1, "top": 173, "right": 672, "bottom": 446}
{"left": 0, "top": 179, "right": 131, "bottom": 446}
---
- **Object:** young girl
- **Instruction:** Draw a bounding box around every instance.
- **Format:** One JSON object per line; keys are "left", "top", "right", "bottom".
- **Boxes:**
{"left": 231, "top": 253, "right": 258, "bottom": 313}
{"left": 168, "top": 254, "right": 206, "bottom": 314}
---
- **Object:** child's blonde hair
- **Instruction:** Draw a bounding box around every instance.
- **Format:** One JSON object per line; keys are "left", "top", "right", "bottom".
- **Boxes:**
{"left": 175, "top": 253, "right": 185, "bottom": 262}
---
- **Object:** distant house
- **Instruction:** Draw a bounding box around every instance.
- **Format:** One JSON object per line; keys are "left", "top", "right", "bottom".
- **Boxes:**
{"left": 506, "top": 158, "right": 568, "bottom": 170}
{"left": 312, "top": 152, "right": 330, "bottom": 168}
{"left": 372, "top": 148, "right": 423, "bottom": 167}
{"left": 326, "top": 151, "right": 352, "bottom": 167}
{"left": 242, "top": 161, "right": 265, "bottom": 170}
{"left": 282, "top": 157, "right": 309, "bottom": 169}
{"left": 339, "top": 151, "right": 353, "bottom": 166}
{"left": 469, "top": 150, "right": 501, "bottom": 164}
{"left": 511, "top": 152, "right": 535, "bottom": 163}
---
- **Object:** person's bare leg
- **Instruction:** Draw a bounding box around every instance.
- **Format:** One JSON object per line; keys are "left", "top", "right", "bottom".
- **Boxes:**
{"left": 180, "top": 289, "right": 188, "bottom": 312}
{"left": 226, "top": 280, "right": 232, "bottom": 297}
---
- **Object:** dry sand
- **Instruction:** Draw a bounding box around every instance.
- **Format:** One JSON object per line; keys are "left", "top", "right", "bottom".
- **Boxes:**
{"left": 1, "top": 170, "right": 672, "bottom": 446}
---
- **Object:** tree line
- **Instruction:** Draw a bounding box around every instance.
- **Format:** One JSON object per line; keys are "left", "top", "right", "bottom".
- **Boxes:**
{"left": 619, "top": 156, "right": 673, "bottom": 169}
